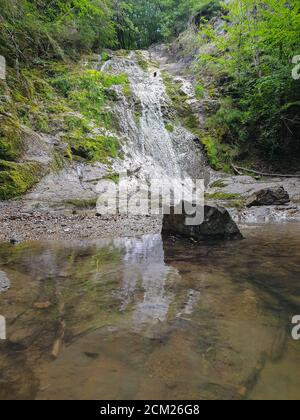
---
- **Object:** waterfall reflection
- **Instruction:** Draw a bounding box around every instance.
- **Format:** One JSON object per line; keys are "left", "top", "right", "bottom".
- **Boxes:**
{"left": 114, "top": 234, "right": 178, "bottom": 329}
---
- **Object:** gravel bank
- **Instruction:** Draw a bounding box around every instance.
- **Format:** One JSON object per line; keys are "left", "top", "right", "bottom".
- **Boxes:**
{"left": 0, "top": 200, "right": 162, "bottom": 243}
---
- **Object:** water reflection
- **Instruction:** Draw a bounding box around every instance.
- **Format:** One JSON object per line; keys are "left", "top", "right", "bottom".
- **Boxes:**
{"left": 0, "top": 224, "right": 300, "bottom": 400}
{"left": 114, "top": 235, "right": 177, "bottom": 329}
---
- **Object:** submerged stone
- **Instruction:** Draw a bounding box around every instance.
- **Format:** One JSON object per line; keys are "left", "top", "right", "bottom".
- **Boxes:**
{"left": 162, "top": 203, "right": 243, "bottom": 242}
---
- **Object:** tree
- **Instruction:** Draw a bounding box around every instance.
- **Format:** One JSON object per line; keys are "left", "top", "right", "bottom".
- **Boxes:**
{"left": 200, "top": 0, "right": 300, "bottom": 160}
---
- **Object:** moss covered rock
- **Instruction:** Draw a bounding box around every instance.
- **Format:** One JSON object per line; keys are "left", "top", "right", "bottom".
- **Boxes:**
{"left": 0, "top": 160, "right": 43, "bottom": 200}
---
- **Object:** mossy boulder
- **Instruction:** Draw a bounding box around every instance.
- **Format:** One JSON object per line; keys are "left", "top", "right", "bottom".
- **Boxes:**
{"left": 0, "top": 115, "right": 24, "bottom": 161}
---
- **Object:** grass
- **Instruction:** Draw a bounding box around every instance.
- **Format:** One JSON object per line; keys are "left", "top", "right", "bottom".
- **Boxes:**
{"left": 210, "top": 180, "right": 228, "bottom": 188}
{"left": 135, "top": 51, "right": 149, "bottom": 71}
{"left": 195, "top": 84, "right": 205, "bottom": 99}
{"left": 51, "top": 68, "right": 128, "bottom": 124}
{"left": 205, "top": 192, "right": 241, "bottom": 200}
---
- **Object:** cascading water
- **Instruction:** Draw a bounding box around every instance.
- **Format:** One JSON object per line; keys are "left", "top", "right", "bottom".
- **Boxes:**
{"left": 24, "top": 50, "right": 210, "bottom": 209}
{"left": 101, "top": 51, "right": 209, "bottom": 184}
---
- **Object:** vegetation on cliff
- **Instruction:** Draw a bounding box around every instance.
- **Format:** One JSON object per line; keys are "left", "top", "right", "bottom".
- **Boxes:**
{"left": 196, "top": 0, "right": 300, "bottom": 169}
{"left": 0, "top": 0, "right": 299, "bottom": 199}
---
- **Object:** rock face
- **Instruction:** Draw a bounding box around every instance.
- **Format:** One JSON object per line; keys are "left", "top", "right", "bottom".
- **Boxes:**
{"left": 0, "top": 271, "right": 10, "bottom": 293}
{"left": 246, "top": 187, "right": 290, "bottom": 208}
{"left": 162, "top": 203, "right": 243, "bottom": 241}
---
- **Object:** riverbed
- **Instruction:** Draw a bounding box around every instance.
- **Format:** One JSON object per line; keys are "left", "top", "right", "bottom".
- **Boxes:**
{"left": 0, "top": 223, "right": 299, "bottom": 400}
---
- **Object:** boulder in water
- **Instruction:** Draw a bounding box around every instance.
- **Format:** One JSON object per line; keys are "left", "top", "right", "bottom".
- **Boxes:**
{"left": 246, "top": 187, "right": 290, "bottom": 208}
{"left": 162, "top": 203, "right": 243, "bottom": 241}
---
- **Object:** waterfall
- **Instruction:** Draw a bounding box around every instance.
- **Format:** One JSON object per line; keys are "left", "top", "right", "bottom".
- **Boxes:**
{"left": 101, "top": 51, "right": 209, "bottom": 184}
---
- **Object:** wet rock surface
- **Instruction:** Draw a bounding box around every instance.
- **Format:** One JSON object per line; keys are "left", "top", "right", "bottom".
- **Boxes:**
{"left": 162, "top": 203, "right": 243, "bottom": 241}
{"left": 206, "top": 174, "right": 300, "bottom": 223}
{"left": 246, "top": 187, "right": 290, "bottom": 207}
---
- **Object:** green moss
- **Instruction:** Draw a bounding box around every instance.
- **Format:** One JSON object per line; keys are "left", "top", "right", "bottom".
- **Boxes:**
{"left": 205, "top": 192, "right": 241, "bottom": 200}
{"left": 163, "top": 72, "right": 188, "bottom": 113}
{"left": 136, "top": 52, "right": 149, "bottom": 71}
{"left": 0, "top": 57, "right": 127, "bottom": 200}
{"left": 165, "top": 123, "right": 174, "bottom": 133}
{"left": 123, "top": 83, "right": 132, "bottom": 98}
{"left": 33, "top": 112, "right": 50, "bottom": 133}
{"left": 210, "top": 180, "right": 228, "bottom": 188}
{"left": 115, "top": 50, "right": 130, "bottom": 58}
{"left": 101, "top": 51, "right": 110, "bottom": 62}
{"left": 103, "top": 172, "right": 119, "bottom": 183}
{"left": 0, "top": 116, "right": 24, "bottom": 161}
{"left": 64, "top": 114, "right": 91, "bottom": 132}
{"left": 133, "top": 110, "right": 141, "bottom": 125}
{"left": 195, "top": 84, "right": 205, "bottom": 99}
{"left": 68, "top": 134, "right": 119, "bottom": 163}
{"left": 163, "top": 71, "right": 201, "bottom": 137}
{"left": 50, "top": 151, "right": 66, "bottom": 173}
{"left": 0, "top": 160, "right": 42, "bottom": 200}
{"left": 51, "top": 68, "right": 128, "bottom": 127}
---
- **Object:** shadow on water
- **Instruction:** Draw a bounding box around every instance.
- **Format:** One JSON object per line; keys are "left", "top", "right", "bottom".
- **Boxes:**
{"left": 0, "top": 224, "right": 300, "bottom": 400}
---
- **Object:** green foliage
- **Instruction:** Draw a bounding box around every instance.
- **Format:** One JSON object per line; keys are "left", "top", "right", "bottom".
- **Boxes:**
{"left": 201, "top": 135, "right": 220, "bottom": 169}
{"left": 199, "top": 0, "right": 300, "bottom": 162}
{"left": 68, "top": 134, "right": 119, "bottom": 163}
{"left": 101, "top": 51, "right": 110, "bottom": 62}
{"left": 210, "top": 180, "right": 227, "bottom": 188}
{"left": 205, "top": 192, "right": 241, "bottom": 200}
{"left": 113, "top": 0, "right": 219, "bottom": 49}
{"left": 0, "top": 0, "right": 117, "bottom": 66}
{"left": 52, "top": 69, "right": 128, "bottom": 124}
{"left": 195, "top": 84, "right": 204, "bottom": 99}
{"left": 0, "top": 0, "right": 216, "bottom": 60}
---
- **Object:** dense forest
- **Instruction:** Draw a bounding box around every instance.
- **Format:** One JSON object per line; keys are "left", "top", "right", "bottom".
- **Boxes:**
{"left": 0, "top": 0, "right": 207, "bottom": 62}
{"left": 0, "top": 0, "right": 300, "bottom": 200}
{"left": 198, "top": 0, "right": 300, "bottom": 167}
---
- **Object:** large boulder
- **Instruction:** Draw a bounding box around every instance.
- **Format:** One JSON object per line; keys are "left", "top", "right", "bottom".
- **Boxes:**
{"left": 246, "top": 186, "right": 290, "bottom": 208}
{"left": 162, "top": 203, "right": 243, "bottom": 242}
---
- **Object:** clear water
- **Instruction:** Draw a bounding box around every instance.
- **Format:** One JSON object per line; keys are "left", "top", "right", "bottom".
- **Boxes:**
{"left": 0, "top": 224, "right": 300, "bottom": 400}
